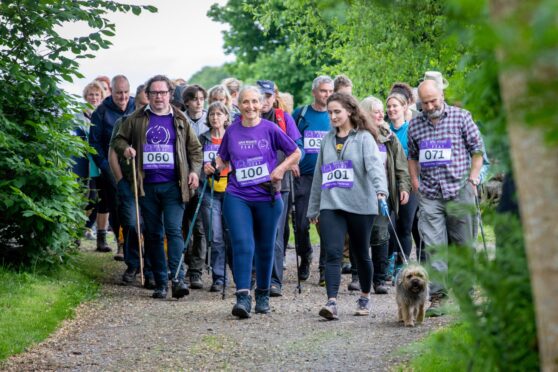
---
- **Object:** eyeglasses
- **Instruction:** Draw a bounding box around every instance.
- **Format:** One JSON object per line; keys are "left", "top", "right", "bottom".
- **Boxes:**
{"left": 148, "top": 91, "right": 169, "bottom": 97}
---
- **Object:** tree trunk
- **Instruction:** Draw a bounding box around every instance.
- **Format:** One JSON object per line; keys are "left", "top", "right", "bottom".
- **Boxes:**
{"left": 490, "top": 1, "right": 558, "bottom": 370}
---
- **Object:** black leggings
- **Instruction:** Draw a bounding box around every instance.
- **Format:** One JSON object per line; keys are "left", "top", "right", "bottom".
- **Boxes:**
{"left": 320, "top": 209, "right": 374, "bottom": 298}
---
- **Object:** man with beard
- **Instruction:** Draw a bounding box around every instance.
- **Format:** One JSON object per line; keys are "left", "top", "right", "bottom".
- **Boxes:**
{"left": 407, "top": 79, "right": 484, "bottom": 317}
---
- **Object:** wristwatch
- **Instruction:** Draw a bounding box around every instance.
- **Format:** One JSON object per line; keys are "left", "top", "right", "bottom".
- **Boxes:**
{"left": 468, "top": 177, "right": 480, "bottom": 186}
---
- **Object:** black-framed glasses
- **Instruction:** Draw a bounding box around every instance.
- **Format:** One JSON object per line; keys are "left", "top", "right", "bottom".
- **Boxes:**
{"left": 148, "top": 91, "right": 169, "bottom": 97}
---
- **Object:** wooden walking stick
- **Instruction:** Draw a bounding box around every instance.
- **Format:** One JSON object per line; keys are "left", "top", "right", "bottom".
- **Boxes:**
{"left": 131, "top": 154, "right": 144, "bottom": 286}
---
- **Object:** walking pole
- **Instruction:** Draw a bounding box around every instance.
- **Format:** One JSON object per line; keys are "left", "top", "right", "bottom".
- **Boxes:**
{"left": 289, "top": 175, "right": 302, "bottom": 294}
{"left": 474, "top": 187, "right": 488, "bottom": 252}
{"left": 130, "top": 154, "right": 144, "bottom": 286}
{"left": 206, "top": 173, "right": 214, "bottom": 276}
{"left": 222, "top": 227, "right": 228, "bottom": 300}
{"left": 173, "top": 177, "right": 208, "bottom": 281}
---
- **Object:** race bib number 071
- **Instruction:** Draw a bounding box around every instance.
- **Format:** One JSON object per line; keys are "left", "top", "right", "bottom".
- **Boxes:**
{"left": 321, "top": 160, "right": 354, "bottom": 189}
{"left": 419, "top": 139, "right": 452, "bottom": 168}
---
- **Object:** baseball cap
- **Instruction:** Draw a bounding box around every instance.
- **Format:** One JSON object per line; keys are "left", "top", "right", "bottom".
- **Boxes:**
{"left": 256, "top": 80, "right": 275, "bottom": 95}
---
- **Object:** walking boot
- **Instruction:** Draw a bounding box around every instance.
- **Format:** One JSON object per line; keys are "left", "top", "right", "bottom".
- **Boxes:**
{"left": 231, "top": 291, "right": 252, "bottom": 319}
{"left": 171, "top": 279, "right": 190, "bottom": 299}
{"left": 348, "top": 273, "right": 361, "bottom": 291}
{"left": 96, "top": 229, "right": 111, "bottom": 252}
{"left": 318, "top": 268, "right": 326, "bottom": 287}
{"left": 255, "top": 288, "right": 270, "bottom": 314}
{"left": 298, "top": 254, "right": 311, "bottom": 281}
{"left": 113, "top": 242, "right": 124, "bottom": 261}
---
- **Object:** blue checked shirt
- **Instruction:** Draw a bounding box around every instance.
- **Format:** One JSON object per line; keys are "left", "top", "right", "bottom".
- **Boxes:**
{"left": 408, "top": 104, "right": 483, "bottom": 200}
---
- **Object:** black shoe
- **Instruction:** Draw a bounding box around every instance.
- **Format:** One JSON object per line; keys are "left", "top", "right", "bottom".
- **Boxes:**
{"left": 152, "top": 286, "right": 168, "bottom": 299}
{"left": 298, "top": 256, "right": 311, "bottom": 281}
{"left": 232, "top": 292, "right": 252, "bottom": 319}
{"left": 95, "top": 229, "right": 112, "bottom": 253}
{"left": 143, "top": 276, "right": 156, "bottom": 290}
{"left": 373, "top": 282, "right": 389, "bottom": 294}
{"left": 269, "top": 284, "right": 282, "bottom": 297}
{"left": 122, "top": 268, "right": 137, "bottom": 284}
{"left": 210, "top": 282, "right": 224, "bottom": 292}
{"left": 255, "top": 288, "right": 270, "bottom": 314}
{"left": 318, "top": 269, "right": 326, "bottom": 287}
{"left": 189, "top": 273, "right": 203, "bottom": 289}
{"left": 348, "top": 273, "right": 361, "bottom": 291}
{"left": 341, "top": 262, "right": 352, "bottom": 274}
{"left": 171, "top": 279, "right": 190, "bottom": 299}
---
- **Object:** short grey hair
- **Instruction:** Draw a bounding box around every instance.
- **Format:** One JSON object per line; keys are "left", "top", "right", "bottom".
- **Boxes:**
{"left": 312, "top": 75, "right": 334, "bottom": 90}
{"left": 238, "top": 85, "right": 263, "bottom": 103}
{"left": 111, "top": 74, "right": 129, "bottom": 88}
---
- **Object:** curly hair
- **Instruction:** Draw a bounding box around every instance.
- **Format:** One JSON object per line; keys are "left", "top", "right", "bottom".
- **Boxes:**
{"left": 327, "top": 92, "right": 377, "bottom": 140}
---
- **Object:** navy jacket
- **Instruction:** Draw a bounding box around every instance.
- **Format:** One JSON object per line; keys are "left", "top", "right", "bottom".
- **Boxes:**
{"left": 89, "top": 96, "right": 135, "bottom": 173}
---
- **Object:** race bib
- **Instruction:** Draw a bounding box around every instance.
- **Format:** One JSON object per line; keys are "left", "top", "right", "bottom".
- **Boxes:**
{"left": 203, "top": 144, "right": 219, "bottom": 163}
{"left": 304, "top": 131, "right": 327, "bottom": 154}
{"left": 378, "top": 144, "right": 387, "bottom": 166}
{"left": 235, "top": 162, "right": 270, "bottom": 186}
{"left": 419, "top": 139, "right": 452, "bottom": 168}
{"left": 321, "top": 160, "right": 354, "bottom": 189}
{"left": 143, "top": 144, "right": 174, "bottom": 170}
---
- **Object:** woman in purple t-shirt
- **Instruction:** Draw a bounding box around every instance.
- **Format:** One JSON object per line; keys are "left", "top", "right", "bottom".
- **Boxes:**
{"left": 207, "top": 86, "right": 301, "bottom": 319}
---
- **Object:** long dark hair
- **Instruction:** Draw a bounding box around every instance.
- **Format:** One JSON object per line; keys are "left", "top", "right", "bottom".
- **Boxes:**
{"left": 327, "top": 92, "right": 378, "bottom": 140}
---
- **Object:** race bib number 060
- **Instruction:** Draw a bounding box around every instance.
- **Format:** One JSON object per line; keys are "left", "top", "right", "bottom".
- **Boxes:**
{"left": 236, "top": 163, "right": 270, "bottom": 186}
{"left": 143, "top": 144, "right": 174, "bottom": 170}
{"left": 321, "top": 160, "right": 354, "bottom": 189}
{"left": 419, "top": 139, "right": 452, "bottom": 168}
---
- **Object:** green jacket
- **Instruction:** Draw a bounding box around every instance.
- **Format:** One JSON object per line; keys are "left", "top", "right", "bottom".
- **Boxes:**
{"left": 112, "top": 105, "right": 202, "bottom": 203}
{"left": 378, "top": 124, "right": 411, "bottom": 216}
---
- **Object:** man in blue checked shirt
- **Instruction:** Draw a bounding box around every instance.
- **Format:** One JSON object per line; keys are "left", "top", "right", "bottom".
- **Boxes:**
{"left": 407, "top": 79, "right": 484, "bottom": 317}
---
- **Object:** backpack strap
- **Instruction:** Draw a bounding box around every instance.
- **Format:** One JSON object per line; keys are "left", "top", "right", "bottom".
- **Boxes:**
{"left": 275, "top": 108, "right": 287, "bottom": 133}
{"left": 295, "top": 105, "right": 309, "bottom": 132}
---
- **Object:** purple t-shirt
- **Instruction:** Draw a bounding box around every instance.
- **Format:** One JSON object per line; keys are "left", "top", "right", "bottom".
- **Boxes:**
{"left": 143, "top": 112, "right": 177, "bottom": 184}
{"left": 218, "top": 119, "right": 297, "bottom": 201}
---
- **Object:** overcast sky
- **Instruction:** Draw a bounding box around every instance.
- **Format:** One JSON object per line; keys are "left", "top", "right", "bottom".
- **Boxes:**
{"left": 59, "top": 0, "right": 233, "bottom": 97}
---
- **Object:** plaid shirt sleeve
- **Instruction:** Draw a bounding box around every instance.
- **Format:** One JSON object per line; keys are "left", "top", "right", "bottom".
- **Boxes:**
{"left": 407, "top": 118, "right": 420, "bottom": 160}
{"left": 461, "top": 110, "right": 483, "bottom": 155}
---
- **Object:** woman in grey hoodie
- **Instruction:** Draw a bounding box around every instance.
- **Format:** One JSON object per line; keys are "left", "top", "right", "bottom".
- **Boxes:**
{"left": 307, "top": 93, "right": 388, "bottom": 320}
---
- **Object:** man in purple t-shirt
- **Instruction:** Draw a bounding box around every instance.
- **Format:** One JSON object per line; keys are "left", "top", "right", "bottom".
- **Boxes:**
{"left": 113, "top": 75, "right": 202, "bottom": 300}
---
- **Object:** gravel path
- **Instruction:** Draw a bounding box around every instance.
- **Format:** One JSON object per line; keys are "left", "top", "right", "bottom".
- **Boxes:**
{"left": 2, "top": 243, "right": 450, "bottom": 371}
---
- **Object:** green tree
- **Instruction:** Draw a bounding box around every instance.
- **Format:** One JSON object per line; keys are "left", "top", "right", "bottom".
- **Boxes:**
{"left": 0, "top": 1, "right": 156, "bottom": 267}
{"left": 187, "top": 65, "right": 230, "bottom": 89}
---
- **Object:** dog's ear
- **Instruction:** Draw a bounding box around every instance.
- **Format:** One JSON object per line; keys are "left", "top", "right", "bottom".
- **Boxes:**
{"left": 396, "top": 270, "right": 403, "bottom": 286}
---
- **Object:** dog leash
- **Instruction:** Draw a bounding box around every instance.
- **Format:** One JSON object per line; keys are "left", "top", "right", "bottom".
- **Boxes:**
{"left": 380, "top": 199, "right": 409, "bottom": 266}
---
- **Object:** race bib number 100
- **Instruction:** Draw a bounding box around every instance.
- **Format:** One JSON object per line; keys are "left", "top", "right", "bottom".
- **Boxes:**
{"left": 321, "top": 160, "right": 354, "bottom": 189}
{"left": 419, "top": 139, "right": 452, "bottom": 168}
{"left": 143, "top": 144, "right": 174, "bottom": 170}
{"left": 236, "top": 163, "right": 271, "bottom": 186}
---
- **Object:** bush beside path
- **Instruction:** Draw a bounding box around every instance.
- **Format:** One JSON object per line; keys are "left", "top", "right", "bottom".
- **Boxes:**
{"left": 2, "top": 244, "right": 450, "bottom": 371}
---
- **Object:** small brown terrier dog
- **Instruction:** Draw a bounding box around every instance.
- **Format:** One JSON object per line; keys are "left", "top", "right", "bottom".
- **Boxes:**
{"left": 396, "top": 264, "right": 429, "bottom": 327}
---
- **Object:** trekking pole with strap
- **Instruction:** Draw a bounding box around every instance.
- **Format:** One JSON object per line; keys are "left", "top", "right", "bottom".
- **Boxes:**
{"left": 381, "top": 198, "right": 409, "bottom": 266}
{"left": 474, "top": 186, "right": 488, "bottom": 252}
{"left": 130, "top": 153, "right": 144, "bottom": 286}
{"left": 172, "top": 177, "right": 208, "bottom": 281}
{"left": 289, "top": 175, "right": 302, "bottom": 294}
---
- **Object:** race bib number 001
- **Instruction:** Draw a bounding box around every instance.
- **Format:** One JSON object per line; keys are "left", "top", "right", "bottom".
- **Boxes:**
{"left": 304, "top": 130, "right": 327, "bottom": 154}
{"left": 236, "top": 163, "right": 271, "bottom": 186}
{"left": 419, "top": 139, "right": 452, "bottom": 168}
{"left": 143, "top": 144, "right": 174, "bottom": 170}
{"left": 321, "top": 160, "right": 354, "bottom": 189}
{"left": 203, "top": 144, "right": 219, "bottom": 163}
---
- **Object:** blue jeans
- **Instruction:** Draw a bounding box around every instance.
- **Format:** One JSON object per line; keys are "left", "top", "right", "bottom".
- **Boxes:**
{"left": 117, "top": 179, "right": 152, "bottom": 277}
{"left": 139, "top": 182, "right": 186, "bottom": 287}
{"left": 223, "top": 193, "right": 283, "bottom": 291}
{"left": 201, "top": 190, "right": 231, "bottom": 285}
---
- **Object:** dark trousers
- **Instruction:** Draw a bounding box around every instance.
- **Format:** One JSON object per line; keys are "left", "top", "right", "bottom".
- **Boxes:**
{"left": 183, "top": 192, "right": 207, "bottom": 276}
{"left": 320, "top": 209, "right": 374, "bottom": 298}
{"left": 293, "top": 175, "right": 316, "bottom": 260}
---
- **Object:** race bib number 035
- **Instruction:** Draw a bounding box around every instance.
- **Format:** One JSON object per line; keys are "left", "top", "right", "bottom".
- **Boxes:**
{"left": 143, "top": 144, "right": 174, "bottom": 170}
{"left": 304, "top": 130, "right": 327, "bottom": 154}
{"left": 419, "top": 139, "right": 452, "bottom": 168}
{"left": 321, "top": 160, "right": 354, "bottom": 189}
{"left": 236, "top": 163, "right": 270, "bottom": 186}
{"left": 203, "top": 144, "right": 219, "bottom": 163}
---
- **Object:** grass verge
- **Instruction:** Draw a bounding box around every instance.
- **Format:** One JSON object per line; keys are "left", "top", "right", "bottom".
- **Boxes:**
{"left": 396, "top": 322, "right": 473, "bottom": 371}
{"left": 0, "top": 252, "right": 109, "bottom": 361}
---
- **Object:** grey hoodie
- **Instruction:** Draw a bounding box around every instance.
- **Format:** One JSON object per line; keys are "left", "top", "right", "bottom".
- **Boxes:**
{"left": 307, "top": 128, "right": 388, "bottom": 218}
